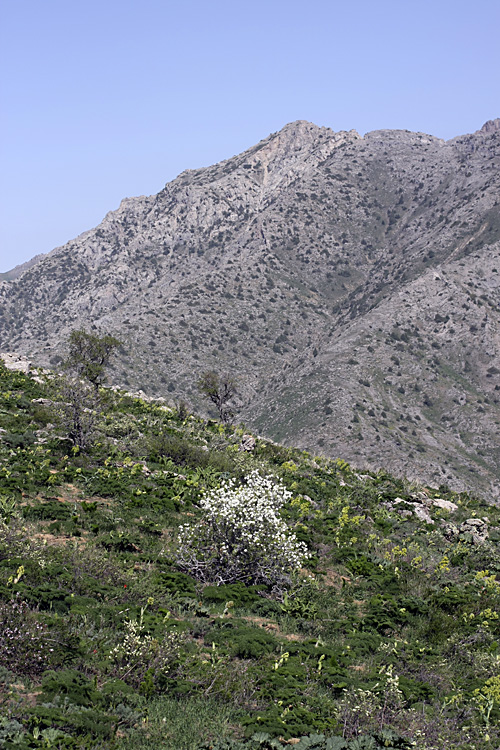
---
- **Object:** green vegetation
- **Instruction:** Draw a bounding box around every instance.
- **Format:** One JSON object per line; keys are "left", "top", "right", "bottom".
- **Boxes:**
{"left": 1, "top": 359, "right": 500, "bottom": 748}
{"left": 64, "top": 329, "right": 121, "bottom": 390}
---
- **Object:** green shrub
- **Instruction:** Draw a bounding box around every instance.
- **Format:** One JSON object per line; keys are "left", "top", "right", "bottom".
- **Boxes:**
{"left": 158, "top": 570, "right": 198, "bottom": 597}
{"left": 31, "top": 702, "right": 116, "bottom": 741}
{"left": 150, "top": 432, "right": 211, "bottom": 468}
{"left": 346, "top": 631, "right": 381, "bottom": 656}
{"left": 202, "top": 582, "right": 264, "bottom": 607}
{"left": 2, "top": 431, "right": 36, "bottom": 449}
{"left": 205, "top": 623, "right": 279, "bottom": 659}
{"left": 23, "top": 583, "right": 71, "bottom": 613}
{"left": 23, "top": 499, "right": 73, "bottom": 521}
{"left": 41, "top": 669, "right": 100, "bottom": 706}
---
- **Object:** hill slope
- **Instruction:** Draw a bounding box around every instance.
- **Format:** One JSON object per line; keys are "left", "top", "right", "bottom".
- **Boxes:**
{"left": 2, "top": 358, "right": 500, "bottom": 749}
{"left": 1, "top": 119, "right": 500, "bottom": 496}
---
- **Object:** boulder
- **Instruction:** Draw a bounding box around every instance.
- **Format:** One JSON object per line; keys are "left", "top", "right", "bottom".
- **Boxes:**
{"left": 459, "top": 518, "right": 489, "bottom": 544}
{"left": 441, "top": 521, "right": 460, "bottom": 540}
{"left": 413, "top": 505, "right": 433, "bottom": 524}
{"left": 430, "top": 497, "right": 458, "bottom": 512}
{"left": 239, "top": 434, "right": 256, "bottom": 452}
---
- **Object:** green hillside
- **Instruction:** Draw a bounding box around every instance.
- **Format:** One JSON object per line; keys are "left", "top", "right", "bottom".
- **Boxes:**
{"left": 1, "top": 360, "right": 500, "bottom": 749}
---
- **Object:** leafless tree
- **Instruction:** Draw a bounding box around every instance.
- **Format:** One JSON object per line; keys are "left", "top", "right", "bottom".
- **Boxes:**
{"left": 54, "top": 375, "right": 101, "bottom": 451}
{"left": 197, "top": 371, "right": 237, "bottom": 424}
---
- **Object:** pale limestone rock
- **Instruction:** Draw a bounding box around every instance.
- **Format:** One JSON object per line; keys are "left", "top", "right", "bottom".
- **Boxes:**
{"left": 413, "top": 505, "right": 433, "bottom": 524}
{"left": 459, "top": 518, "right": 489, "bottom": 544}
{"left": 1, "top": 352, "right": 32, "bottom": 373}
{"left": 430, "top": 498, "right": 458, "bottom": 512}
{"left": 239, "top": 434, "right": 256, "bottom": 452}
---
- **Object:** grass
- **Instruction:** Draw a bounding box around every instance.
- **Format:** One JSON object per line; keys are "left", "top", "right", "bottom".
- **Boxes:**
{"left": 121, "top": 696, "right": 243, "bottom": 750}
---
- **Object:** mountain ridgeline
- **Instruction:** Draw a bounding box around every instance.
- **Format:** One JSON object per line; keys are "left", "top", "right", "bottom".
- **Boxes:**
{"left": 1, "top": 119, "right": 500, "bottom": 498}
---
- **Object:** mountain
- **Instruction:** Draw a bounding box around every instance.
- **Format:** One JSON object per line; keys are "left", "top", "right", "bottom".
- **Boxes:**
{"left": 1, "top": 118, "right": 500, "bottom": 498}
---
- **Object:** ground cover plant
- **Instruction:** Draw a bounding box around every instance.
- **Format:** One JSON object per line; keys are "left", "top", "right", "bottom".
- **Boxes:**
{"left": 1, "top": 358, "right": 500, "bottom": 748}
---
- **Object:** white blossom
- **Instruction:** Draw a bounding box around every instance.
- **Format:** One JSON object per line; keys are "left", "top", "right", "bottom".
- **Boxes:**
{"left": 176, "top": 471, "right": 309, "bottom": 592}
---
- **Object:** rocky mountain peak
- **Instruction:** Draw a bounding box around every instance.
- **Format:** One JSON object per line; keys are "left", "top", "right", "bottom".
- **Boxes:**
{"left": 480, "top": 118, "right": 500, "bottom": 133}
{"left": 220, "top": 120, "right": 362, "bottom": 199}
{"left": 266, "top": 119, "right": 360, "bottom": 157}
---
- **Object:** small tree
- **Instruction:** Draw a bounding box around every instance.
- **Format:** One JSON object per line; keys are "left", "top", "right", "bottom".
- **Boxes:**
{"left": 64, "top": 329, "right": 121, "bottom": 390}
{"left": 176, "top": 471, "right": 309, "bottom": 593}
{"left": 54, "top": 375, "right": 101, "bottom": 451}
{"left": 197, "top": 371, "right": 237, "bottom": 424}
{"left": 55, "top": 329, "right": 120, "bottom": 450}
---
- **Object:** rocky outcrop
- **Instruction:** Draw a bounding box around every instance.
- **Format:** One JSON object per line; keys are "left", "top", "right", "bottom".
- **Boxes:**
{"left": 459, "top": 518, "right": 489, "bottom": 544}
{"left": 239, "top": 434, "right": 256, "bottom": 452}
{"left": 386, "top": 493, "right": 459, "bottom": 523}
{"left": 1, "top": 352, "right": 33, "bottom": 373}
{"left": 480, "top": 118, "right": 500, "bottom": 133}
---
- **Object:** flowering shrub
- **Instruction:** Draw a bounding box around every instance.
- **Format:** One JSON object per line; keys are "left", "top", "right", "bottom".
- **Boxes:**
{"left": 176, "top": 471, "right": 309, "bottom": 591}
{"left": 110, "top": 603, "right": 184, "bottom": 686}
{"left": 0, "top": 598, "right": 53, "bottom": 677}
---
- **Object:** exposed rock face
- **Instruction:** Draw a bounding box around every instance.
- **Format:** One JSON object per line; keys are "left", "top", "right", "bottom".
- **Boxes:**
{"left": 431, "top": 498, "right": 458, "bottom": 512}
{"left": 239, "top": 434, "right": 256, "bottom": 452}
{"left": 480, "top": 119, "right": 500, "bottom": 134}
{"left": 0, "top": 352, "right": 33, "bottom": 373}
{"left": 1, "top": 119, "right": 500, "bottom": 498}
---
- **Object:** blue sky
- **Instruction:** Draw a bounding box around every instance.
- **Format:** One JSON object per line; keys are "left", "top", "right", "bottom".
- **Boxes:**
{"left": 1, "top": 0, "right": 499, "bottom": 272}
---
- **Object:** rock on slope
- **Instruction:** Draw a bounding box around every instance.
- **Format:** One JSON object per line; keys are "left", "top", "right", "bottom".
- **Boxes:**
{"left": 1, "top": 119, "right": 500, "bottom": 497}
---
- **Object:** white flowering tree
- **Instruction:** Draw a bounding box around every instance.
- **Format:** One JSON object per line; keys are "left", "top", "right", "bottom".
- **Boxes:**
{"left": 176, "top": 471, "right": 309, "bottom": 591}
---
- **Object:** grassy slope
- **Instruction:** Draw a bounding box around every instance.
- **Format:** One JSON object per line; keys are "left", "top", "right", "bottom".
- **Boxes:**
{"left": 1, "top": 361, "right": 500, "bottom": 749}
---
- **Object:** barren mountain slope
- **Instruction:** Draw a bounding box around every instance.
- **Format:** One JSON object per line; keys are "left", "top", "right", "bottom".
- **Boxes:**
{"left": 1, "top": 119, "right": 500, "bottom": 496}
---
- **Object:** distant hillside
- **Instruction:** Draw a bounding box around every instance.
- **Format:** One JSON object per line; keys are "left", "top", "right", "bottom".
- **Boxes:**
{"left": 0, "top": 253, "right": 46, "bottom": 281}
{"left": 1, "top": 118, "right": 500, "bottom": 497}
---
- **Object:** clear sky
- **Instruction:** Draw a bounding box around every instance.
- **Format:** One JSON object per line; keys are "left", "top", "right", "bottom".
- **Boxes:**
{"left": 1, "top": 0, "right": 499, "bottom": 272}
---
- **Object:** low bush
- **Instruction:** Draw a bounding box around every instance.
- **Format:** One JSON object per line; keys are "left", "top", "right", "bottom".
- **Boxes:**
{"left": 205, "top": 623, "right": 279, "bottom": 659}
{"left": 202, "top": 582, "right": 264, "bottom": 606}
{"left": 0, "top": 599, "right": 55, "bottom": 677}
